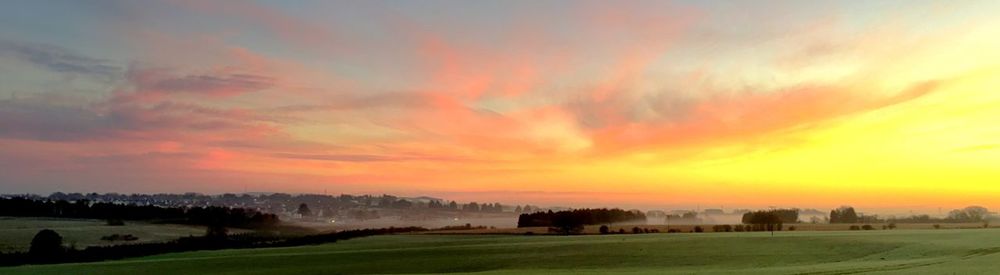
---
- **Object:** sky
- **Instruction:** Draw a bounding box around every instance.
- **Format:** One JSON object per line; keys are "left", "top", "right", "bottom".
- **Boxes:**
{"left": 1, "top": 0, "right": 998, "bottom": 213}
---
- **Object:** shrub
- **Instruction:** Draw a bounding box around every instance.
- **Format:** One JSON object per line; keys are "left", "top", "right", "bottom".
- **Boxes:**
{"left": 693, "top": 226, "right": 704, "bottom": 233}
{"left": 849, "top": 225, "right": 861, "bottom": 231}
{"left": 933, "top": 224, "right": 941, "bottom": 229}
{"left": 599, "top": 225, "right": 610, "bottom": 234}
{"left": 29, "top": 229, "right": 64, "bottom": 262}
{"left": 734, "top": 225, "right": 744, "bottom": 232}
{"left": 788, "top": 226, "right": 796, "bottom": 231}
{"left": 888, "top": 223, "right": 897, "bottom": 229}
{"left": 667, "top": 229, "right": 680, "bottom": 233}
{"left": 632, "top": 227, "right": 642, "bottom": 234}
{"left": 862, "top": 225, "right": 875, "bottom": 230}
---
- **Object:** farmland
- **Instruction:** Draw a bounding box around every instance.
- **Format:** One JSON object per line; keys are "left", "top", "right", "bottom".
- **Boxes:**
{"left": 3, "top": 228, "right": 999, "bottom": 274}
{"left": 0, "top": 217, "right": 217, "bottom": 253}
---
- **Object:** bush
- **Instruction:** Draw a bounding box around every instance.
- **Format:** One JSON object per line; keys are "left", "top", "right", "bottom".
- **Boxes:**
{"left": 29, "top": 229, "right": 64, "bottom": 262}
{"left": 849, "top": 225, "right": 861, "bottom": 231}
{"left": 693, "top": 226, "right": 704, "bottom": 233}
{"left": 887, "top": 223, "right": 897, "bottom": 230}
{"left": 933, "top": 224, "right": 941, "bottom": 229}
{"left": 788, "top": 226, "right": 796, "bottom": 231}
{"left": 734, "top": 225, "right": 744, "bottom": 232}
{"left": 632, "top": 227, "right": 642, "bottom": 234}
{"left": 599, "top": 225, "right": 610, "bottom": 234}
{"left": 862, "top": 224, "right": 875, "bottom": 230}
{"left": 618, "top": 228, "right": 626, "bottom": 234}
{"left": 667, "top": 229, "right": 680, "bottom": 233}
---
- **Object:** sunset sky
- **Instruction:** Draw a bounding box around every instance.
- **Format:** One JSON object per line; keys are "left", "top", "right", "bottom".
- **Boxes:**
{"left": 1, "top": 0, "right": 998, "bottom": 212}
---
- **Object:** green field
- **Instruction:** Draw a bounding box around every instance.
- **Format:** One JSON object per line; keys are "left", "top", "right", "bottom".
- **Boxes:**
{"left": 3, "top": 229, "right": 1000, "bottom": 274}
{"left": 0, "top": 217, "right": 212, "bottom": 253}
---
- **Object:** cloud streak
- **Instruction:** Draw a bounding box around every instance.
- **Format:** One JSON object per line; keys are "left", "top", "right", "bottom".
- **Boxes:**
{"left": 0, "top": 40, "right": 121, "bottom": 79}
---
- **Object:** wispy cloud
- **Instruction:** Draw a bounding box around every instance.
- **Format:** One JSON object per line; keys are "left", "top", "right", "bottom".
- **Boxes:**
{"left": 0, "top": 40, "right": 120, "bottom": 80}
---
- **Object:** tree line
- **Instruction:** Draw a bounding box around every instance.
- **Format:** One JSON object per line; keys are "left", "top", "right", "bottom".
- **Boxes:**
{"left": 741, "top": 209, "right": 799, "bottom": 232}
{"left": 0, "top": 197, "right": 278, "bottom": 229}
{"left": 830, "top": 205, "right": 991, "bottom": 224}
{"left": 518, "top": 208, "right": 646, "bottom": 235}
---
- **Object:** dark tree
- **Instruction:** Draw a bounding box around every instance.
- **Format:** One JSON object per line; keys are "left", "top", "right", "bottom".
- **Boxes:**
{"left": 297, "top": 203, "right": 312, "bottom": 217}
{"left": 947, "top": 206, "right": 989, "bottom": 222}
{"left": 549, "top": 211, "right": 584, "bottom": 235}
{"left": 29, "top": 229, "right": 64, "bottom": 261}
{"left": 743, "top": 210, "right": 785, "bottom": 233}
{"left": 830, "top": 206, "right": 858, "bottom": 223}
{"left": 464, "top": 202, "right": 480, "bottom": 212}
{"left": 599, "top": 225, "right": 610, "bottom": 234}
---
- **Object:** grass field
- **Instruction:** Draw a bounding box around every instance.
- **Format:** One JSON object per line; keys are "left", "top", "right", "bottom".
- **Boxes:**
{"left": 0, "top": 217, "right": 216, "bottom": 252}
{"left": 3, "top": 228, "right": 1000, "bottom": 274}
{"left": 428, "top": 222, "right": 990, "bottom": 235}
